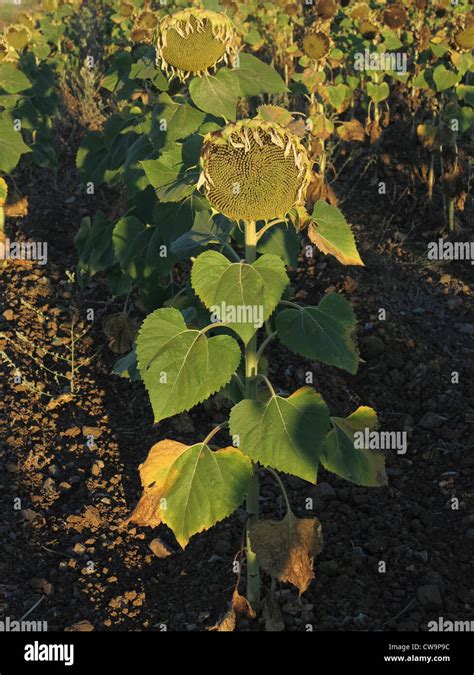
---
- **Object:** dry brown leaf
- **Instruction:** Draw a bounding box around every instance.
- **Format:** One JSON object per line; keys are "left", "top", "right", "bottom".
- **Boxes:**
{"left": 249, "top": 511, "right": 323, "bottom": 594}
{"left": 306, "top": 173, "right": 338, "bottom": 207}
{"left": 262, "top": 591, "right": 285, "bottom": 631}
{"left": 127, "top": 439, "right": 189, "bottom": 528}
{"left": 209, "top": 590, "right": 256, "bottom": 631}
{"left": 102, "top": 313, "right": 137, "bottom": 354}
{"left": 337, "top": 119, "right": 365, "bottom": 142}
{"left": 4, "top": 195, "right": 28, "bottom": 218}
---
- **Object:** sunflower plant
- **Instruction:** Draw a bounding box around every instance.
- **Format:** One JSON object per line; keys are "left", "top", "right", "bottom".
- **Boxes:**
{"left": 128, "top": 108, "right": 387, "bottom": 620}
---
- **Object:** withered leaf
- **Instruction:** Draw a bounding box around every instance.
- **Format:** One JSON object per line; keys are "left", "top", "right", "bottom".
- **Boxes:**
{"left": 337, "top": 119, "right": 365, "bottom": 143}
{"left": 250, "top": 511, "right": 323, "bottom": 594}
{"left": 4, "top": 195, "right": 28, "bottom": 218}
{"left": 127, "top": 439, "right": 189, "bottom": 528}
{"left": 102, "top": 312, "right": 137, "bottom": 354}
{"left": 209, "top": 590, "right": 256, "bottom": 632}
{"left": 262, "top": 590, "right": 285, "bottom": 632}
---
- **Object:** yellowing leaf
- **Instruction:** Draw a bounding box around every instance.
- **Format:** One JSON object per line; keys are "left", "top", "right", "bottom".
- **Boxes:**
{"left": 209, "top": 590, "right": 256, "bottom": 631}
{"left": 129, "top": 439, "right": 252, "bottom": 548}
{"left": 308, "top": 201, "right": 364, "bottom": 266}
{"left": 250, "top": 511, "right": 323, "bottom": 594}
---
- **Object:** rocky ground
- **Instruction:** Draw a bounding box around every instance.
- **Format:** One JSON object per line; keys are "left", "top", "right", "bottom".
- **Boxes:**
{"left": 1, "top": 108, "right": 473, "bottom": 632}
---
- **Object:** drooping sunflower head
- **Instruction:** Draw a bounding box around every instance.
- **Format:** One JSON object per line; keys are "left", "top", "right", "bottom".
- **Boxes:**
{"left": 303, "top": 28, "right": 332, "bottom": 60}
{"left": 382, "top": 4, "right": 407, "bottom": 29}
{"left": 349, "top": 2, "right": 371, "bottom": 21}
{"left": 316, "top": 0, "right": 337, "bottom": 20}
{"left": 118, "top": 0, "right": 134, "bottom": 17}
{"left": 453, "top": 17, "right": 474, "bottom": 51}
{"left": 198, "top": 119, "right": 312, "bottom": 223}
{"left": 4, "top": 24, "right": 31, "bottom": 50}
{"left": 358, "top": 19, "right": 380, "bottom": 40}
{"left": 156, "top": 8, "right": 239, "bottom": 81}
{"left": 0, "top": 177, "right": 8, "bottom": 208}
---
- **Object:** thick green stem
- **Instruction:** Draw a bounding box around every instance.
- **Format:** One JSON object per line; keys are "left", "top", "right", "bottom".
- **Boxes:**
{"left": 244, "top": 220, "right": 260, "bottom": 612}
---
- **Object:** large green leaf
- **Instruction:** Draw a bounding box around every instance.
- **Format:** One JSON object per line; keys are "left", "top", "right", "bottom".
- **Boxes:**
{"left": 141, "top": 143, "right": 198, "bottom": 202}
{"left": 191, "top": 250, "right": 289, "bottom": 343}
{"left": 171, "top": 210, "right": 232, "bottom": 258}
{"left": 74, "top": 211, "right": 115, "bottom": 285}
{"left": 308, "top": 201, "right": 364, "bottom": 266}
{"left": 0, "top": 113, "right": 31, "bottom": 173}
{"left": 276, "top": 294, "right": 359, "bottom": 374}
{"left": 0, "top": 64, "right": 32, "bottom": 94}
{"left": 189, "top": 69, "right": 240, "bottom": 121}
{"left": 136, "top": 307, "right": 241, "bottom": 422}
{"left": 229, "top": 387, "right": 331, "bottom": 483}
{"left": 321, "top": 406, "right": 388, "bottom": 487}
{"left": 129, "top": 439, "right": 252, "bottom": 547}
{"left": 433, "top": 65, "right": 459, "bottom": 93}
{"left": 152, "top": 93, "right": 206, "bottom": 144}
{"left": 232, "top": 54, "right": 288, "bottom": 96}
{"left": 113, "top": 216, "right": 175, "bottom": 288}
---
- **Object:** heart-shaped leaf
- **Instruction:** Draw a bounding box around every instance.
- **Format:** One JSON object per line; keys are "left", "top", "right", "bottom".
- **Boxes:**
{"left": 129, "top": 439, "right": 252, "bottom": 547}
{"left": 191, "top": 251, "right": 289, "bottom": 344}
{"left": 0, "top": 113, "right": 31, "bottom": 173}
{"left": 308, "top": 200, "right": 364, "bottom": 266}
{"left": 136, "top": 307, "right": 241, "bottom": 422}
{"left": 276, "top": 294, "right": 359, "bottom": 374}
{"left": 366, "top": 81, "right": 390, "bottom": 103}
{"left": 189, "top": 69, "right": 240, "bottom": 121}
{"left": 321, "top": 406, "right": 388, "bottom": 487}
{"left": 229, "top": 387, "right": 330, "bottom": 483}
{"left": 433, "top": 65, "right": 459, "bottom": 93}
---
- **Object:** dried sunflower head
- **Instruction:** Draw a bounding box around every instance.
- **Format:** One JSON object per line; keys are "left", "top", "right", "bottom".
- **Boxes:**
{"left": 302, "top": 28, "right": 332, "bottom": 60}
{"left": 198, "top": 119, "right": 312, "bottom": 223}
{"left": 0, "top": 177, "right": 8, "bottom": 208}
{"left": 4, "top": 24, "right": 31, "bottom": 50}
{"left": 382, "top": 5, "right": 407, "bottom": 29}
{"left": 156, "top": 8, "right": 239, "bottom": 82}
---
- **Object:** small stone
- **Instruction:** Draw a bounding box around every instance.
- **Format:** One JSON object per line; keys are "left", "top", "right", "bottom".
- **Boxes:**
{"left": 417, "top": 585, "right": 443, "bottom": 610}
{"left": 6, "top": 463, "right": 19, "bottom": 473}
{"left": 149, "top": 538, "right": 172, "bottom": 558}
{"left": 63, "top": 427, "right": 81, "bottom": 438}
{"left": 21, "top": 509, "right": 39, "bottom": 522}
{"left": 457, "top": 324, "right": 474, "bottom": 335}
{"left": 59, "top": 482, "right": 72, "bottom": 493}
{"left": 42, "top": 478, "right": 56, "bottom": 492}
{"left": 315, "top": 482, "right": 336, "bottom": 499}
{"left": 48, "top": 464, "right": 61, "bottom": 477}
{"left": 319, "top": 560, "right": 338, "bottom": 577}
{"left": 64, "top": 620, "right": 94, "bottom": 632}
{"left": 73, "top": 543, "right": 86, "bottom": 555}
{"left": 91, "top": 462, "right": 102, "bottom": 477}
{"left": 418, "top": 412, "right": 448, "bottom": 430}
{"left": 207, "top": 554, "right": 224, "bottom": 563}
{"left": 82, "top": 426, "right": 102, "bottom": 439}
{"left": 360, "top": 336, "right": 385, "bottom": 360}
{"left": 2, "top": 309, "right": 14, "bottom": 321}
